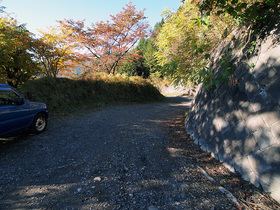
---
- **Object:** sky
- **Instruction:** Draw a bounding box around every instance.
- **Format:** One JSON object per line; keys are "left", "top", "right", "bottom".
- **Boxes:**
{"left": 2, "top": 0, "right": 181, "bottom": 35}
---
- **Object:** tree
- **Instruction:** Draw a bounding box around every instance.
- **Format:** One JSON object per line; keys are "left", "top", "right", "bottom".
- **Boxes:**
{"left": 118, "top": 21, "right": 164, "bottom": 78}
{"left": 155, "top": 1, "right": 234, "bottom": 85}
{"left": 0, "top": 17, "right": 39, "bottom": 87}
{"left": 151, "top": 19, "right": 164, "bottom": 40}
{"left": 134, "top": 37, "right": 159, "bottom": 77}
{"left": 33, "top": 26, "right": 81, "bottom": 78}
{"left": 199, "top": 0, "right": 280, "bottom": 36}
{"left": 59, "top": 1, "right": 149, "bottom": 75}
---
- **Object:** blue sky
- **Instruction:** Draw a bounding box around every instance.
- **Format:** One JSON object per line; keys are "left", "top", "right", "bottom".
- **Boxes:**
{"left": 2, "top": 0, "right": 181, "bottom": 35}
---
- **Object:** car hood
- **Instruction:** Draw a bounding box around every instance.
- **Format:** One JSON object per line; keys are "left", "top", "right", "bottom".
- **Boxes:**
{"left": 29, "top": 101, "right": 48, "bottom": 111}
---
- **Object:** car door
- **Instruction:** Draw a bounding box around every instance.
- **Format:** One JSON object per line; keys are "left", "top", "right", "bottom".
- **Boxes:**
{"left": 0, "top": 89, "right": 33, "bottom": 136}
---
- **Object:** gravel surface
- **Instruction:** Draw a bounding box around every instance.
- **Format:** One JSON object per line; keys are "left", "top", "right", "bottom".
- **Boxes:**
{"left": 0, "top": 96, "right": 278, "bottom": 209}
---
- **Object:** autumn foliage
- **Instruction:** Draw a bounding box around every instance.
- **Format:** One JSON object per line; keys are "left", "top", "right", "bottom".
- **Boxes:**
{"left": 0, "top": 17, "right": 38, "bottom": 87}
{"left": 155, "top": 1, "right": 235, "bottom": 85}
{"left": 59, "top": 1, "right": 149, "bottom": 75}
{"left": 33, "top": 26, "right": 82, "bottom": 78}
{"left": 0, "top": 1, "right": 150, "bottom": 86}
{"left": 1, "top": 0, "right": 279, "bottom": 89}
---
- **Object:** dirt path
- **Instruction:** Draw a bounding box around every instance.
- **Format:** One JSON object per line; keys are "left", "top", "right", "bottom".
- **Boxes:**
{"left": 0, "top": 97, "right": 277, "bottom": 209}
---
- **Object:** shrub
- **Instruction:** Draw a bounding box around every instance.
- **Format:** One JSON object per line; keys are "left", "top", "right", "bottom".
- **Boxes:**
{"left": 18, "top": 75, "right": 165, "bottom": 115}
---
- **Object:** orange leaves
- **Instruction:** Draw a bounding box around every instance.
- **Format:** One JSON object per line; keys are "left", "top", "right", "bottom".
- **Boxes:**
{"left": 59, "top": 1, "right": 149, "bottom": 75}
{"left": 34, "top": 26, "right": 84, "bottom": 78}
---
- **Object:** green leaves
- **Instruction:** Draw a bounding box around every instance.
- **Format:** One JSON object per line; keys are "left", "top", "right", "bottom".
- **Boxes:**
{"left": 231, "top": 0, "right": 238, "bottom": 5}
{"left": 198, "top": 53, "right": 233, "bottom": 90}
{"left": 265, "top": 0, "right": 278, "bottom": 7}
{"left": 0, "top": 17, "right": 38, "bottom": 87}
{"left": 204, "top": 54, "right": 211, "bottom": 59}
{"left": 155, "top": 1, "right": 231, "bottom": 86}
{"left": 200, "top": 0, "right": 279, "bottom": 34}
{"left": 247, "top": 40, "right": 257, "bottom": 54}
{"left": 198, "top": 67, "right": 216, "bottom": 89}
{"left": 235, "top": 2, "right": 247, "bottom": 12}
{"left": 221, "top": 54, "right": 233, "bottom": 71}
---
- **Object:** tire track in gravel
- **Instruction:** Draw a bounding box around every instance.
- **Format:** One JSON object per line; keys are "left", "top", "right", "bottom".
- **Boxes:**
{"left": 0, "top": 96, "right": 239, "bottom": 209}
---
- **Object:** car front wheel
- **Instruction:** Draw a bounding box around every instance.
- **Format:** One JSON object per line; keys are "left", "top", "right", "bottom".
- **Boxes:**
{"left": 31, "top": 113, "right": 48, "bottom": 134}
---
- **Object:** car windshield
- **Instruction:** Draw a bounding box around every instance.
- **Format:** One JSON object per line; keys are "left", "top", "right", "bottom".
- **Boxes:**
{"left": 0, "top": 89, "right": 22, "bottom": 106}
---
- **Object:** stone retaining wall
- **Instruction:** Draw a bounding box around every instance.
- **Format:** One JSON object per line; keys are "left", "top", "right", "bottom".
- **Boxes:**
{"left": 185, "top": 27, "right": 280, "bottom": 202}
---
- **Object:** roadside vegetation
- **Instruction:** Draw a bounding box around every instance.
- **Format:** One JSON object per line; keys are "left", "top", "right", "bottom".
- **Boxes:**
{"left": 18, "top": 74, "right": 165, "bottom": 115}
{"left": 0, "top": 0, "right": 279, "bottom": 112}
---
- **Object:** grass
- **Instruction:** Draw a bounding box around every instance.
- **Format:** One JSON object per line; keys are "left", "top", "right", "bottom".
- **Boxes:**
{"left": 18, "top": 75, "right": 166, "bottom": 117}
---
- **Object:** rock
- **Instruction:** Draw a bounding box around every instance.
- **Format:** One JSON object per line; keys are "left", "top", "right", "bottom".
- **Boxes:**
{"left": 148, "top": 205, "right": 158, "bottom": 210}
{"left": 94, "top": 177, "right": 101, "bottom": 182}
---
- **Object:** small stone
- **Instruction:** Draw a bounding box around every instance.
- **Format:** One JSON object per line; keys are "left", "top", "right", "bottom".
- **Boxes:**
{"left": 203, "top": 199, "right": 209, "bottom": 204}
{"left": 148, "top": 205, "right": 158, "bottom": 210}
{"left": 94, "top": 177, "right": 101, "bottom": 182}
{"left": 77, "top": 188, "right": 82, "bottom": 192}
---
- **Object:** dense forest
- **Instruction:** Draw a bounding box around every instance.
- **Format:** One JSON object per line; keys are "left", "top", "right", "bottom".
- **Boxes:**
{"left": 0, "top": 0, "right": 279, "bottom": 88}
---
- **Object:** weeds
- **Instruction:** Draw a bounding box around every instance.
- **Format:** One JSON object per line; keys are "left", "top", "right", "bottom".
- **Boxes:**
{"left": 18, "top": 75, "right": 165, "bottom": 115}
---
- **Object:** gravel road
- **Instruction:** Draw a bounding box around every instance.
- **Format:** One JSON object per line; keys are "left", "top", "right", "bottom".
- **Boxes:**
{"left": 0, "top": 97, "right": 241, "bottom": 209}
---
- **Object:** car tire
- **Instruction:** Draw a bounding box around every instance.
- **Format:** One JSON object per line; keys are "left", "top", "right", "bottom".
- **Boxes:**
{"left": 31, "top": 113, "right": 48, "bottom": 134}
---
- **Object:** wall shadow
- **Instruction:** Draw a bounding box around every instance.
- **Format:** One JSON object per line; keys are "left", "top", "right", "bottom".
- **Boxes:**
{"left": 185, "top": 27, "right": 280, "bottom": 203}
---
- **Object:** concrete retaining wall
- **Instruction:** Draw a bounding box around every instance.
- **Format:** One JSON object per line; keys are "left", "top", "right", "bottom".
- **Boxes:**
{"left": 185, "top": 27, "right": 280, "bottom": 202}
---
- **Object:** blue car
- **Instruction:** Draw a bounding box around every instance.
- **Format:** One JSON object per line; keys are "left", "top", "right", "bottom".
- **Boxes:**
{"left": 0, "top": 84, "right": 48, "bottom": 137}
